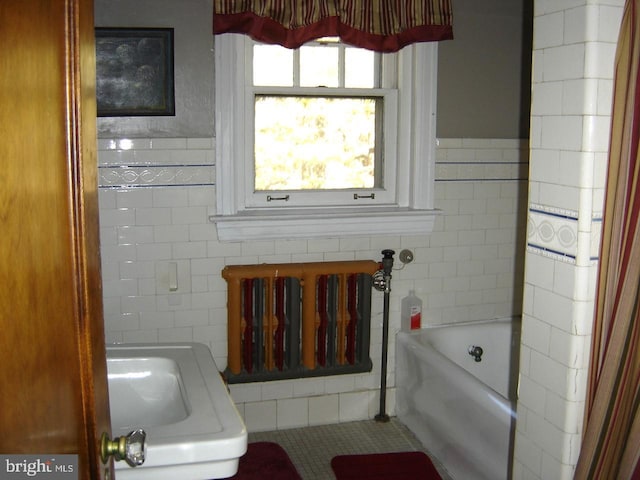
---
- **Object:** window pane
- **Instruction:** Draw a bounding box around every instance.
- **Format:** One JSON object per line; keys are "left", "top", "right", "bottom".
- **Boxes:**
{"left": 254, "top": 96, "right": 379, "bottom": 191}
{"left": 254, "top": 44, "right": 293, "bottom": 86}
{"left": 345, "top": 48, "right": 376, "bottom": 88}
{"left": 300, "top": 45, "right": 339, "bottom": 87}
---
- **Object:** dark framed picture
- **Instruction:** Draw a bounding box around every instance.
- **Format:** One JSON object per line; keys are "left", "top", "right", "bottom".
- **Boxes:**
{"left": 95, "top": 28, "right": 175, "bottom": 117}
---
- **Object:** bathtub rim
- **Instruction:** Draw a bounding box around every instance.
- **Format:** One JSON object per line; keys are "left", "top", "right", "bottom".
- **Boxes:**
{"left": 396, "top": 315, "right": 521, "bottom": 402}
{"left": 417, "top": 314, "right": 522, "bottom": 331}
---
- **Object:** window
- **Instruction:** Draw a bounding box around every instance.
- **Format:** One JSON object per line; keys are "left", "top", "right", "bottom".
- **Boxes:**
{"left": 249, "top": 37, "right": 397, "bottom": 208}
{"left": 212, "top": 34, "right": 439, "bottom": 241}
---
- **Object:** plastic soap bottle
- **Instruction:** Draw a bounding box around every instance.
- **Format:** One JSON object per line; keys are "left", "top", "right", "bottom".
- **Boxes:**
{"left": 401, "top": 290, "right": 422, "bottom": 331}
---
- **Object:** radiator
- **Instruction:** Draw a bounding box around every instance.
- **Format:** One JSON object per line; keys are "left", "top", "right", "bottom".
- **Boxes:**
{"left": 222, "top": 260, "right": 380, "bottom": 383}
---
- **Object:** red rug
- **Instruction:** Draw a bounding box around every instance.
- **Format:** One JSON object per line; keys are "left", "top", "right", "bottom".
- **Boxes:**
{"left": 331, "top": 451, "right": 442, "bottom": 480}
{"left": 230, "top": 442, "right": 302, "bottom": 480}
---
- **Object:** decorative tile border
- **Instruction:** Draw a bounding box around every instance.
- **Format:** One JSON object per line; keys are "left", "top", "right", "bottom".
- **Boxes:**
{"left": 98, "top": 165, "right": 214, "bottom": 188}
{"left": 527, "top": 203, "right": 602, "bottom": 264}
{"left": 97, "top": 137, "right": 215, "bottom": 188}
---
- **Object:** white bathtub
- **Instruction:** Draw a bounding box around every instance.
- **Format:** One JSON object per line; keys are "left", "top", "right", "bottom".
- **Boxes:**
{"left": 396, "top": 317, "right": 520, "bottom": 480}
{"left": 106, "top": 343, "right": 247, "bottom": 480}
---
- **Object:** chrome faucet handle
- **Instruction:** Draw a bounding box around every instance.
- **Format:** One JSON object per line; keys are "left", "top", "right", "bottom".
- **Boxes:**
{"left": 468, "top": 345, "right": 483, "bottom": 362}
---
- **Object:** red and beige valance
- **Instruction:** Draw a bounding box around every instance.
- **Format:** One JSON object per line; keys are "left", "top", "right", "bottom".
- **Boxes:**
{"left": 213, "top": 0, "right": 453, "bottom": 52}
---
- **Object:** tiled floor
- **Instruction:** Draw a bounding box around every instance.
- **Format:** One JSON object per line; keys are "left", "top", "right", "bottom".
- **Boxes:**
{"left": 248, "top": 418, "right": 454, "bottom": 479}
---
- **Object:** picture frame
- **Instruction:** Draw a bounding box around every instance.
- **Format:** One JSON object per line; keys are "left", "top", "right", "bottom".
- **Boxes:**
{"left": 95, "top": 27, "right": 175, "bottom": 117}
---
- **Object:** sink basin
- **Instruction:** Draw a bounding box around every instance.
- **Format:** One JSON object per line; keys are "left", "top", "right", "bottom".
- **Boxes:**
{"left": 108, "top": 357, "right": 189, "bottom": 428}
{"left": 106, "top": 343, "right": 247, "bottom": 480}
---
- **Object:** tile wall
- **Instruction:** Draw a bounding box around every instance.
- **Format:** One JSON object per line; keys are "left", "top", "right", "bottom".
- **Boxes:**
{"left": 513, "top": 1, "right": 624, "bottom": 479}
{"left": 98, "top": 137, "right": 527, "bottom": 431}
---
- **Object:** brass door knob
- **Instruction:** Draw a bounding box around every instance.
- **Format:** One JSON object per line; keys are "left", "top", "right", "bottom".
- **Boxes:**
{"left": 100, "top": 429, "right": 146, "bottom": 467}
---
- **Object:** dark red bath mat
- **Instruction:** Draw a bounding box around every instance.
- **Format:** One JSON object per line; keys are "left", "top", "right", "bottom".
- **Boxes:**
{"left": 331, "top": 451, "right": 442, "bottom": 480}
{"left": 230, "top": 442, "right": 302, "bottom": 480}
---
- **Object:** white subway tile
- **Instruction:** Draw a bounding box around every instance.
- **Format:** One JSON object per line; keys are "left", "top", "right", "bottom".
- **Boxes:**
{"left": 149, "top": 138, "right": 188, "bottom": 150}
{"left": 598, "top": 6, "right": 624, "bottom": 43}
{"left": 339, "top": 391, "right": 373, "bottom": 422}
{"left": 120, "top": 260, "right": 155, "bottom": 280}
{"left": 123, "top": 329, "right": 159, "bottom": 343}
{"left": 563, "top": 79, "right": 598, "bottom": 115}
{"left": 532, "top": 286, "right": 575, "bottom": 332}
{"left": 532, "top": 82, "right": 563, "bottom": 116}
{"left": 133, "top": 149, "right": 172, "bottom": 165}
{"left": 277, "top": 398, "right": 309, "bottom": 428}
{"left": 186, "top": 138, "right": 214, "bottom": 149}
{"left": 117, "top": 225, "right": 153, "bottom": 245}
{"left": 541, "top": 115, "right": 584, "bottom": 151}
{"left": 152, "top": 188, "right": 189, "bottom": 207}
{"left": 543, "top": 44, "right": 585, "bottom": 82}
{"left": 514, "top": 429, "right": 543, "bottom": 476}
{"left": 101, "top": 244, "right": 137, "bottom": 264}
{"left": 172, "top": 241, "right": 207, "bottom": 259}
{"left": 325, "top": 375, "right": 355, "bottom": 394}
{"left": 153, "top": 225, "right": 189, "bottom": 243}
{"left": 535, "top": 11, "right": 565, "bottom": 49}
{"left": 538, "top": 183, "right": 580, "bottom": 213}
{"left": 262, "top": 381, "right": 294, "bottom": 401}
{"left": 229, "top": 383, "right": 262, "bottom": 404}
{"left": 106, "top": 278, "right": 141, "bottom": 298}
{"left": 139, "top": 311, "right": 174, "bottom": 330}
{"left": 99, "top": 208, "right": 136, "bottom": 228}
{"left": 121, "top": 295, "right": 158, "bottom": 314}
{"left": 135, "top": 243, "right": 172, "bottom": 261}
{"left": 530, "top": 350, "right": 570, "bottom": 396}
{"left": 545, "top": 391, "right": 583, "bottom": 435}
{"left": 171, "top": 206, "right": 208, "bottom": 225}
{"left": 585, "top": 42, "right": 617, "bottom": 79}
{"left": 243, "top": 401, "right": 277, "bottom": 432}
{"left": 174, "top": 310, "right": 209, "bottom": 328}
{"left": 563, "top": 6, "right": 592, "bottom": 44}
{"left": 541, "top": 452, "right": 576, "bottom": 480}
{"left": 522, "top": 317, "right": 551, "bottom": 354}
{"left": 158, "top": 327, "right": 195, "bottom": 342}
{"left": 518, "top": 376, "right": 547, "bottom": 417}
{"left": 134, "top": 207, "right": 171, "bottom": 226}
{"left": 309, "top": 395, "right": 339, "bottom": 425}
{"left": 582, "top": 115, "right": 611, "bottom": 153}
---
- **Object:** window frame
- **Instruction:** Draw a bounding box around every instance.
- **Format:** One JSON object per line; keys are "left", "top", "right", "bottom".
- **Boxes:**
{"left": 247, "top": 88, "right": 398, "bottom": 208}
{"left": 211, "top": 34, "right": 440, "bottom": 241}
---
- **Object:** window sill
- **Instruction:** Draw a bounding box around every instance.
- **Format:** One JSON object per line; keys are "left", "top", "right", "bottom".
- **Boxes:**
{"left": 209, "top": 207, "right": 441, "bottom": 242}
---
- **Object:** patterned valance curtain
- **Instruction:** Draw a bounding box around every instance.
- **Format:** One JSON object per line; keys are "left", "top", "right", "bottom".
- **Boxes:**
{"left": 213, "top": 0, "right": 453, "bottom": 52}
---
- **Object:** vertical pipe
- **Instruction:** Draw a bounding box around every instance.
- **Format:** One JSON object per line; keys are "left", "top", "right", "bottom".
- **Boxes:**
{"left": 375, "top": 249, "right": 395, "bottom": 423}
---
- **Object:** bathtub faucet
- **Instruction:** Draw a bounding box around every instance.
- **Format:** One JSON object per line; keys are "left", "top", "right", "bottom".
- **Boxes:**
{"left": 468, "top": 345, "right": 483, "bottom": 362}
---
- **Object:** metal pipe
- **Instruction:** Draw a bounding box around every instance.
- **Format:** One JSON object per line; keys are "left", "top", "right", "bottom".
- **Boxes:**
{"left": 375, "top": 249, "right": 395, "bottom": 422}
